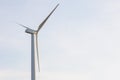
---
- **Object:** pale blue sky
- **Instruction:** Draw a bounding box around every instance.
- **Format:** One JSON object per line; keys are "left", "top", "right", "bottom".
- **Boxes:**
{"left": 1, "top": 0, "right": 120, "bottom": 80}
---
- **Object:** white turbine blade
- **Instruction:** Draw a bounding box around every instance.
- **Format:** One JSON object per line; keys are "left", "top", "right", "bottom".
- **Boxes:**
{"left": 37, "top": 4, "right": 59, "bottom": 32}
{"left": 35, "top": 34, "right": 40, "bottom": 72}
{"left": 16, "top": 23, "right": 30, "bottom": 29}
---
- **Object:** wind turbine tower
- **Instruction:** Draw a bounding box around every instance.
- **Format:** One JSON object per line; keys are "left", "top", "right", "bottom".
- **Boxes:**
{"left": 18, "top": 4, "right": 59, "bottom": 80}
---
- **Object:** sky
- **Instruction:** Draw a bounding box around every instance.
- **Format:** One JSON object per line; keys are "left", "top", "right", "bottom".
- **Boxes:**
{"left": 0, "top": 0, "right": 120, "bottom": 80}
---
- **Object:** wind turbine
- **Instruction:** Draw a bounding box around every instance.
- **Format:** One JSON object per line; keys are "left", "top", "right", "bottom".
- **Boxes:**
{"left": 18, "top": 4, "right": 59, "bottom": 80}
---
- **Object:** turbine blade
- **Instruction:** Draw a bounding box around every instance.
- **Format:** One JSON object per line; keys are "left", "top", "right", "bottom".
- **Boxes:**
{"left": 36, "top": 34, "right": 40, "bottom": 72}
{"left": 37, "top": 4, "right": 59, "bottom": 32}
{"left": 16, "top": 23, "right": 30, "bottom": 29}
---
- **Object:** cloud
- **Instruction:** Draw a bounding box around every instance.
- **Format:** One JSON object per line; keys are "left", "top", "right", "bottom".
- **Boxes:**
{"left": 1, "top": 0, "right": 120, "bottom": 80}
{"left": 41, "top": 71, "right": 91, "bottom": 80}
{"left": 0, "top": 69, "right": 30, "bottom": 80}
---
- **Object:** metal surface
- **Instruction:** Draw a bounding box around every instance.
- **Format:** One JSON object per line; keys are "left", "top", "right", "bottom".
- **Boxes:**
{"left": 31, "top": 34, "right": 36, "bottom": 80}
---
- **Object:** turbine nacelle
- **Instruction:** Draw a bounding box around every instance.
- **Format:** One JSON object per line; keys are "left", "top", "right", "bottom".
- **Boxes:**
{"left": 25, "top": 28, "right": 36, "bottom": 34}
